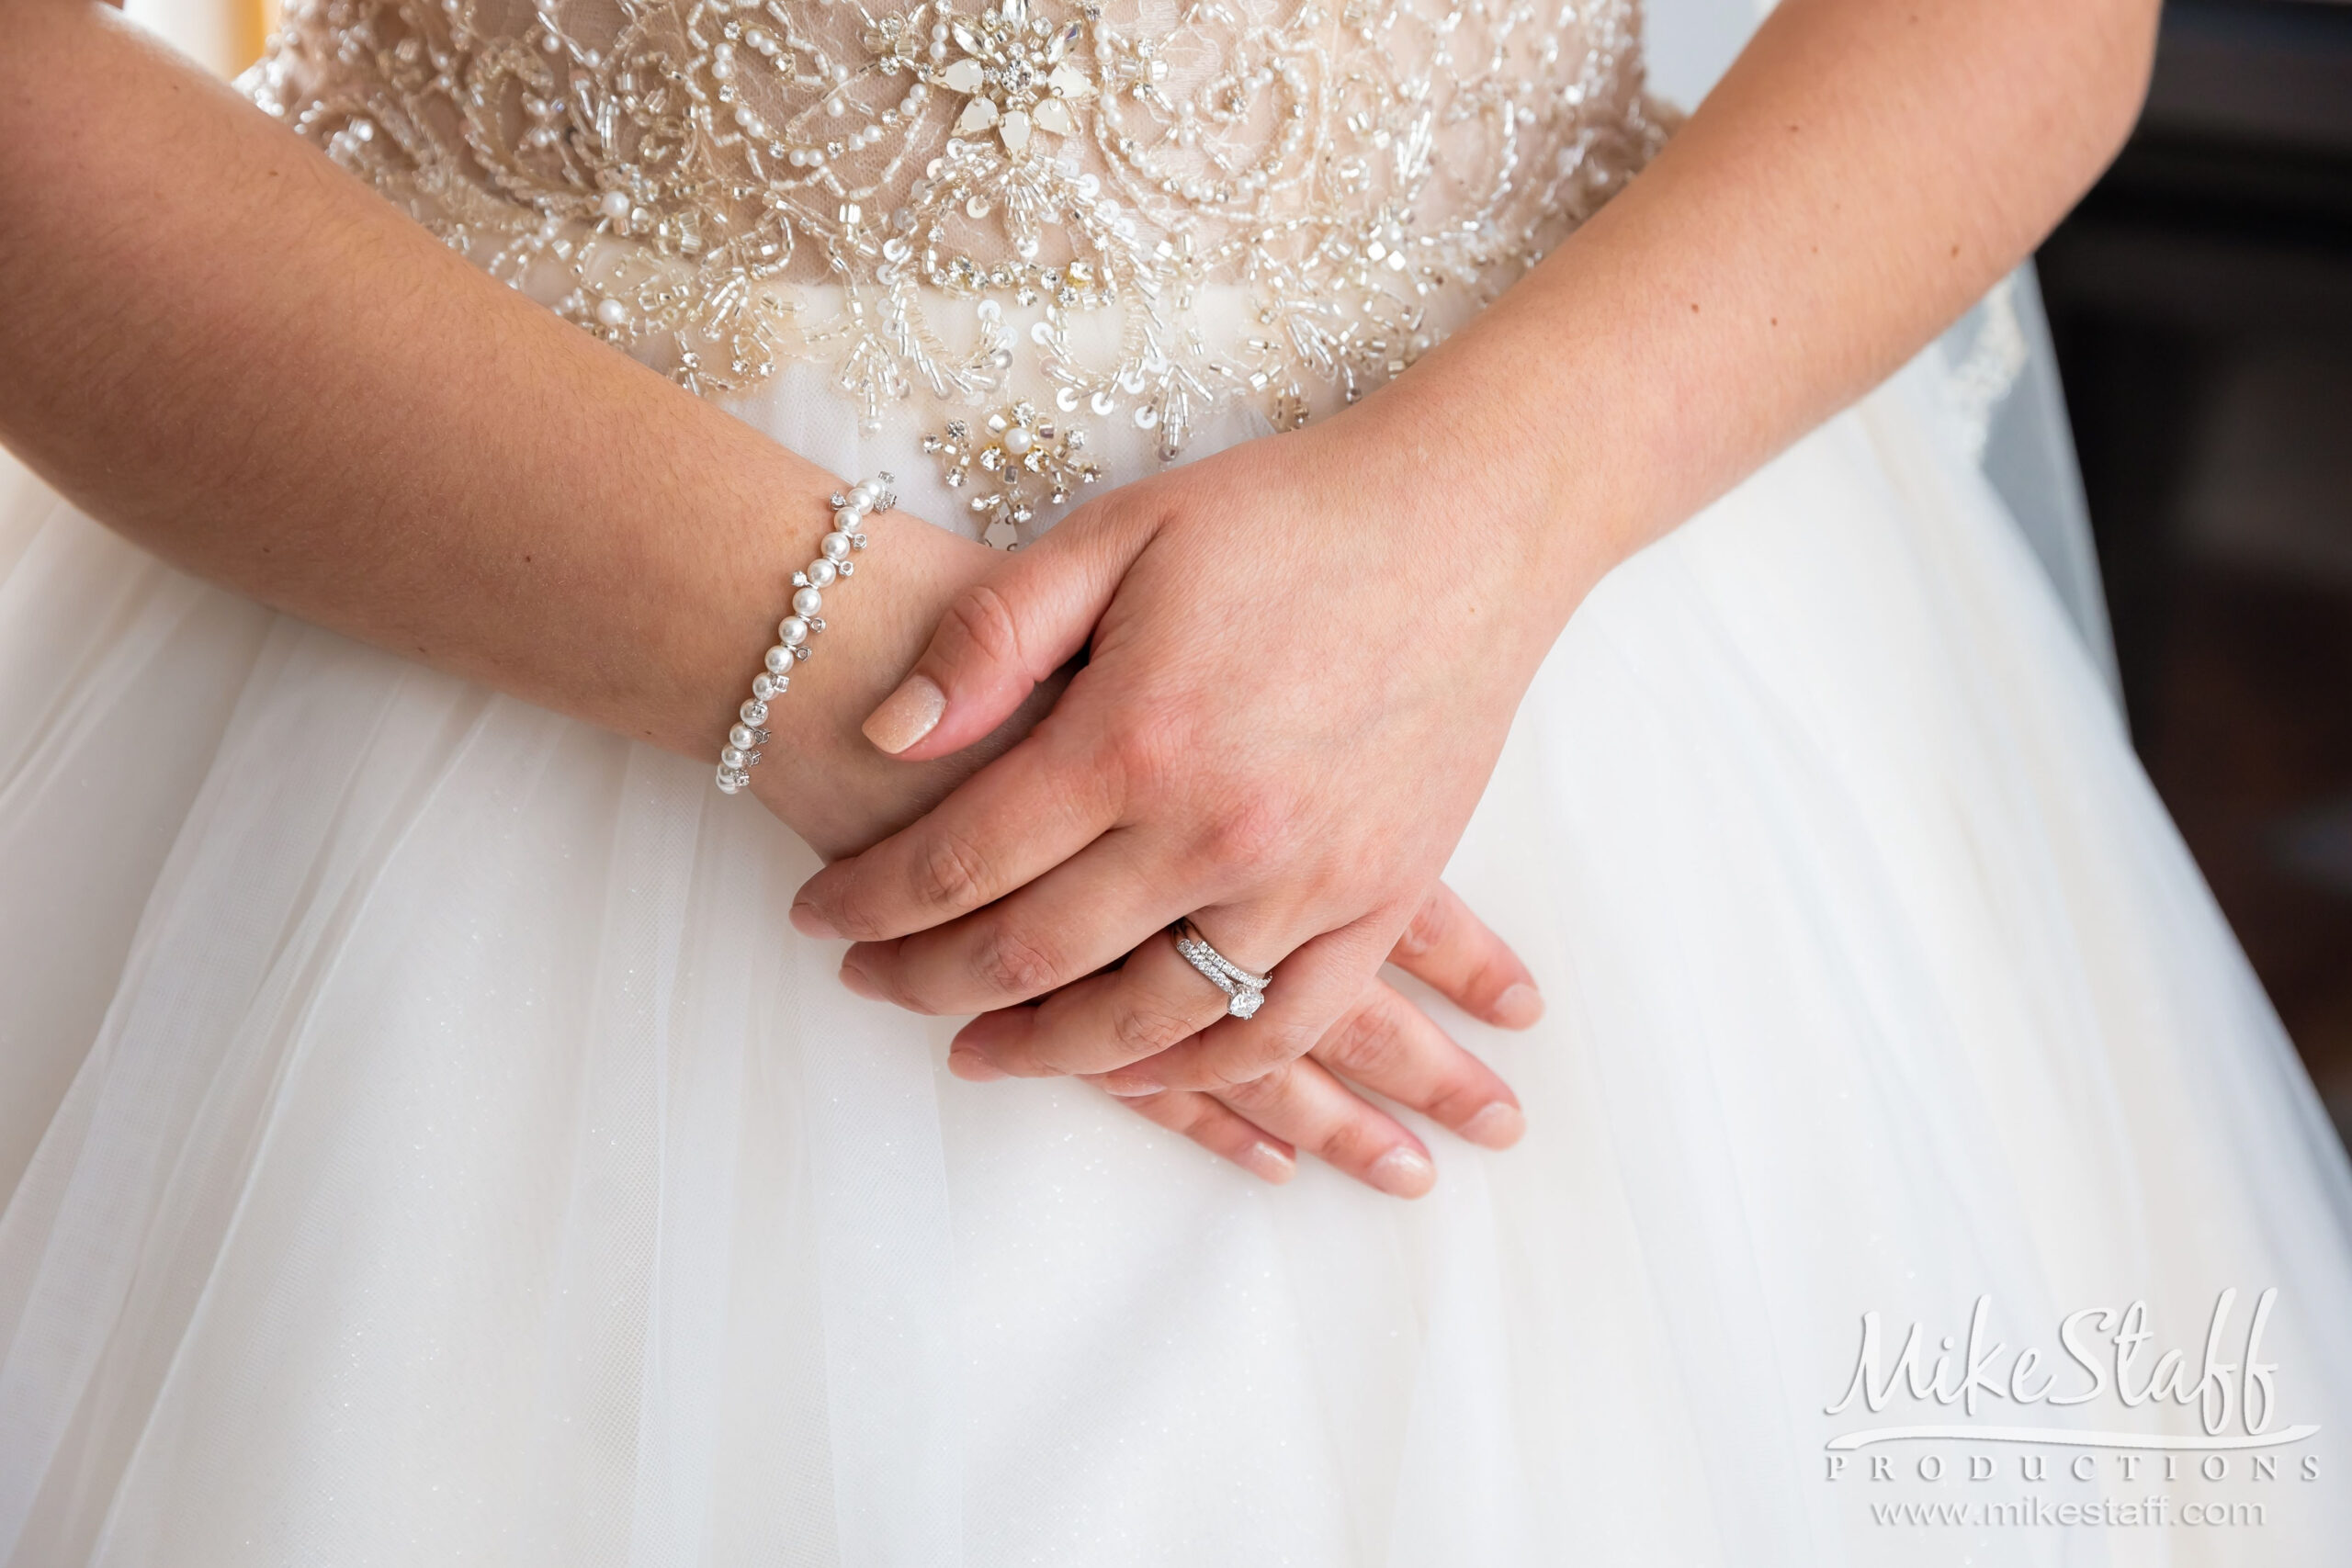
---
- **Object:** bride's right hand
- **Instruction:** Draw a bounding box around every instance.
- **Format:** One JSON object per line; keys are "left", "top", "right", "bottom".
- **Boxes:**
{"left": 767, "top": 513, "right": 1534, "bottom": 1195}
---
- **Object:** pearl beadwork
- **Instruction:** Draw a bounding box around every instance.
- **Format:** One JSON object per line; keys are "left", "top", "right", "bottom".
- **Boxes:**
{"left": 713, "top": 473, "right": 895, "bottom": 795}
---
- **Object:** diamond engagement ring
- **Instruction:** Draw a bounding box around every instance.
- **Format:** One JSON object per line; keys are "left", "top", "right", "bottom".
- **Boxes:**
{"left": 1170, "top": 919, "right": 1272, "bottom": 1020}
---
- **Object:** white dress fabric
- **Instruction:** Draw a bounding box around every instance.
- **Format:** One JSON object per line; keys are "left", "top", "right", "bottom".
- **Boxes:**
{"left": 6, "top": 339, "right": 2352, "bottom": 1563}
{"left": 6, "top": 3, "right": 2352, "bottom": 1560}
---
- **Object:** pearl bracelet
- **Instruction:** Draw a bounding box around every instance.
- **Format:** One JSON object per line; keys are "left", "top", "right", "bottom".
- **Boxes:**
{"left": 715, "top": 472, "right": 895, "bottom": 795}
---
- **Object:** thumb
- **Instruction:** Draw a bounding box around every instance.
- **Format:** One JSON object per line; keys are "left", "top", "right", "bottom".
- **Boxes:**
{"left": 861, "top": 507, "right": 1148, "bottom": 761}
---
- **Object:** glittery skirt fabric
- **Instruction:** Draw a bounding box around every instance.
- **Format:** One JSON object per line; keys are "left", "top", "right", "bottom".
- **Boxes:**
{"left": 3, "top": 345, "right": 2351, "bottom": 1564}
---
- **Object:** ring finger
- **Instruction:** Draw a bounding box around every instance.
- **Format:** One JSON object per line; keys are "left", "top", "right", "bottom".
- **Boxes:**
{"left": 948, "top": 913, "right": 1287, "bottom": 1080}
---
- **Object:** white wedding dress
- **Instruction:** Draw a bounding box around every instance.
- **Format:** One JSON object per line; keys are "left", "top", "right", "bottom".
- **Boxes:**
{"left": 4, "top": 0, "right": 2350, "bottom": 1562}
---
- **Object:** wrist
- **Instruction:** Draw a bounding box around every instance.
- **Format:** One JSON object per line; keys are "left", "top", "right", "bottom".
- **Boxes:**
{"left": 737, "top": 508, "right": 993, "bottom": 853}
{"left": 1320, "top": 367, "right": 1623, "bottom": 669}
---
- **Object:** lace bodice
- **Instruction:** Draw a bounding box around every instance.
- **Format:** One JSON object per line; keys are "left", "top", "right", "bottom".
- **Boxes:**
{"left": 246, "top": 0, "right": 1669, "bottom": 536}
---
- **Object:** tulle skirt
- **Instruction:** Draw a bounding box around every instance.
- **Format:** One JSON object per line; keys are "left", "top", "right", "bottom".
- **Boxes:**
{"left": 3, "top": 345, "right": 2350, "bottom": 1566}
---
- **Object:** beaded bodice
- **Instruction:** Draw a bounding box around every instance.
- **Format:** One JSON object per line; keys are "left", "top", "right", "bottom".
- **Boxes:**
{"left": 247, "top": 0, "right": 1668, "bottom": 533}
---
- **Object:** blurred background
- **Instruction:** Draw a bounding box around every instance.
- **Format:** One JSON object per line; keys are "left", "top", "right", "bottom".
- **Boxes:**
{"left": 131, "top": 0, "right": 2352, "bottom": 1140}
{"left": 2037, "top": 0, "right": 2352, "bottom": 1145}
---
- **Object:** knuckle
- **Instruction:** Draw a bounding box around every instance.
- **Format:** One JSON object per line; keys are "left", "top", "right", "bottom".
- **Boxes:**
{"left": 912, "top": 829, "right": 994, "bottom": 913}
{"left": 1393, "top": 888, "right": 1454, "bottom": 961}
{"left": 1109, "top": 996, "right": 1200, "bottom": 1062}
{"left": 943, "top": 582, "right": 1025, "bottom": 671}
{"left": 1212, "top": 1058, "right": 1294, "bottom": 1107}
{"left": 1318, "top": 1003, "right": 1408, "bottom": 1080}
{"left": 970, "top": 925, "right": 1063, "bottom": 1000}
{"left": 1464, "top": 954, "right": 1516, "bottom": 1011}
{"left": 1254, "top": 1017, "right": 1322, "bottom": 1068}
{"left": 831, "top": 906, "right": 896, "bottom": 943}
{"left": 866, "top": 963, "right": 942, "bottom": 1016}
{"left": 1197, "top": 794, "right": 1289, "bottom": 874}
{"left": 1102, "top": 716, "right": 1183, "bottom": 800}
{"left": 1203, "top": 1033, "right": 1306, "bottom": 1095}
{"left": 1422, "top": 1077, "right": 1498, "bottom": 1128}
{"left": 1312, "top": 1118, "right": 1390, "bottom": 1174}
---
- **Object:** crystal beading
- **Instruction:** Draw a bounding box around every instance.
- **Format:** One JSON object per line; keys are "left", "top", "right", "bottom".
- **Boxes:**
{"left": 243, "top": 0, "right": 1673, "bottom": 490}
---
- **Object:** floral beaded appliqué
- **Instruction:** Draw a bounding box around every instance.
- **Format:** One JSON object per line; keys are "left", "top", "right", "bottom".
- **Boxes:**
{"left": 245, "top": 0, "right": 1671, "bottom": 491}
{"left": 924, "top": 401, "right": 1101, "bottom": 547}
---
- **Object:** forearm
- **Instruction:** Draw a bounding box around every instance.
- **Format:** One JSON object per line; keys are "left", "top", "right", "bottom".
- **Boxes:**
{"left": 1390, "top": 0, "right": 2156, "bottom": 615}
{"left": 0, "top": 6, "right": 922, "bottom": 822}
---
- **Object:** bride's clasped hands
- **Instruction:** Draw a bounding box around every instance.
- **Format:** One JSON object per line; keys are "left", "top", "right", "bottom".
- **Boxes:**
{"left": 792, "top": 370, "right": 1611, "bottom": 1192}
{"left": 716, "top": 445, "right": 1547, "bottom": 1200}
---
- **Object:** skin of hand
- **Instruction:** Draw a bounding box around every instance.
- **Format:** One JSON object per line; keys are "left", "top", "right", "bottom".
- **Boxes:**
{"left": 801, "top": 415, "right": 1566, "bottom": 1107}
{"left": 788, "top": 0, "right": 2162, "bottom": 1089}
{"left": 0, "top": 0, "right": 1539, "bottom": 1191}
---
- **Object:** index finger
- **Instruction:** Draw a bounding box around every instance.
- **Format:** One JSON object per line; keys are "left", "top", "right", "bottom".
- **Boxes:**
{"left": 791, "top": 726, "right": 1120, "bottom": 942}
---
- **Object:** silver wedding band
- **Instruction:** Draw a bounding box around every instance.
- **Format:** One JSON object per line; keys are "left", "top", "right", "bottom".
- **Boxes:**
{"left": 1170, "top": 918, "right": 1272, "bottom": 1020}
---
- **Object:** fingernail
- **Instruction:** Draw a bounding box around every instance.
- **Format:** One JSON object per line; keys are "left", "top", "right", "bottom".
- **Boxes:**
{"left": 1239, "top": 1141, "right": 1295, "bottom": 1184}
{"left": 862, "top": 674, "right": 945, "bottom": 755}
{"left": 1098, "top": 1069, "right": 1163, "bottom": 1098}
{"left": 947, "top": 1046, "right": 1007, "bottom": 1082}
{"left": 1367, "top": 1145, "right": 1436, "bottom": 1199}
{"left": 837, "top": 958, "right": 883, "bottom": 1000}
{"left": 1491, "top": 981, "right": 1544, "bottom": 1029}
{"left": 791, "top": 900, "right": 842, "bottom": 939}
{"left": 1460, "top": 1100, "right": 1527, "bottom": 1150}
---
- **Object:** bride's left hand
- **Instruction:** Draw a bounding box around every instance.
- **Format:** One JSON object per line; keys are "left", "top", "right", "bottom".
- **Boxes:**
{"left": 1078, "top": 879, "right": 1541, "bottom": 1195}
{"left": 790, "top": 385, "right": 1601, "bottom": 1105}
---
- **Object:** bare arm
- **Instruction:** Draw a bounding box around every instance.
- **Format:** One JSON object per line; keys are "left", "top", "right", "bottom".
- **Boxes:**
{"left": 0, "top": 0, "right": 1550, "bottom": 1191}
{"left": 0, "top": 0, "right": 1004, "bottom": 852}
{"left": 1413, "top": 0, "right": 2159, "bottom": 586}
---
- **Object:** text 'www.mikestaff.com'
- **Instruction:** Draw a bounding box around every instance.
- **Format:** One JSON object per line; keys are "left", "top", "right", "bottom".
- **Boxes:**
{"left": 1871, "top": 1497, "right": 2267, "bottom": 1528}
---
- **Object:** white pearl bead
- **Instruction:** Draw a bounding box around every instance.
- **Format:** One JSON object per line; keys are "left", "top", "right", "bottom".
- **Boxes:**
{"left": 740, "top": 698, "right": 768, "bottom": 725}
{"left": 1001, "top": 426, "right": 1034, "bottom": 457}
{"left": 720, "top": 745, "right": 747, "bottom": 768}
{"left": 779, "top": 616, "right": 809, "bottom": 646}
{"left": 729, "top": 723, "right": 757, "bottom": 750}
{"left": 792, "top": 586, "right": 823, "bottom": 618}
{"left": 821, "top": 531, "right": 853, "bottom": 560}
{"left": 805, "top": 558, "right": 838, "bottom": 588}
{"left": 752, "top": 671, "right": 786, "bottom": 699}
{"left": 598, "top": 190, "right": 630, "bottom": 220}
{"left": 833, "top": 505, "right": 864, "bottom": 530}
{"left": 764, "top": 645, "right": 792, "bottom": 673}
{"left": 716, "top": 766, "right": 744, "bottom": 795}
{"left": 594, "top": 298, "right": 628, "bottom": 328}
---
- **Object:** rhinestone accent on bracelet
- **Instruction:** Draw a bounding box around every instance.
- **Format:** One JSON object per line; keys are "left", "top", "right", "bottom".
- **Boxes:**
{"left": 716, "top": 473, "right": 895, "bottom": 795}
